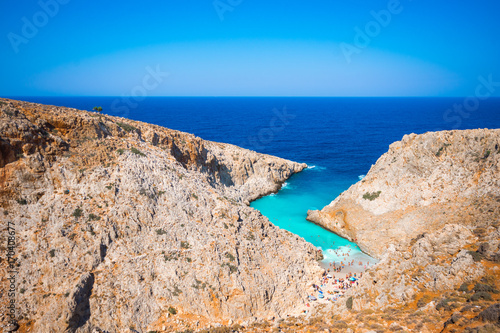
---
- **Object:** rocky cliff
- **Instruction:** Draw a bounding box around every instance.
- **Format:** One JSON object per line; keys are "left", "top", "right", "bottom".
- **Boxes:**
{"left": 307, "top": 129, "right": 500, "bottom": 259}
{"left": 303, "top": 129, "right": 500, "bottom": 333}
{"left": 0, "top": 98, "right": 323, "bottom": 333}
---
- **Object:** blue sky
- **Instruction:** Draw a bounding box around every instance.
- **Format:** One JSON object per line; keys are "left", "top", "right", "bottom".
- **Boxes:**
{"left": 1, "top": 0, "right": 499, "bottom": 96}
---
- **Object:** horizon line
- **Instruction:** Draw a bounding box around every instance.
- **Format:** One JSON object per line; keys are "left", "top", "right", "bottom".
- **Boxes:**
{"left": 4, "top": 95, "right": 500, "bottom": 99}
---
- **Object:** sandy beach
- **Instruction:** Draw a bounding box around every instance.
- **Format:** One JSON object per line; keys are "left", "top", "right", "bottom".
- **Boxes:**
{"left": 305, "top": 245, "right": 379, "bottom": 307}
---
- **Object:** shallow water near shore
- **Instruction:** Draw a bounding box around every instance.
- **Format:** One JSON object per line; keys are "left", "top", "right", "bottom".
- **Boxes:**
{"left": 250, "top": 167, "right": 378, "bottom": 268}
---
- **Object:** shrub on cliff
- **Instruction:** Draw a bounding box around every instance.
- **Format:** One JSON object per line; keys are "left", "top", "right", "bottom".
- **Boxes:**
{"left": 470, "top": 292, "right": 493, "bottom": 302}
{"left": 346, "top": 296, "right": 353, "bottom": 310}
{"left": 130, "top": 147, "right": 146, "bottom": 156}
{"left": 116, "top": 122, "right": 137, "bottom": 132}
{"left": 72, "top": 208, "right": 83, "bottom": 218}
{"left": 478, "top": 303, "right": 500, "bottom": 323}
{"left": 474, "top": 283, "right": 498, "bottom": 294}
{"left": 468, "top": 250, "right": 483, "bottom": 262}
{"left": 363, "top": 191, "right": 381, "bottom": 201}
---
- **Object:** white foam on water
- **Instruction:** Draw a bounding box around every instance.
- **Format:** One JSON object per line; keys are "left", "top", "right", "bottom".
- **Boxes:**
{"left": 320, "top": 245, "right": 378, "bottom": 267}
{"left": 358, "top": 174, "right": 365, "bottom": 180}
{"left": 306, "top": 165, "right": 326, "bottom": 171}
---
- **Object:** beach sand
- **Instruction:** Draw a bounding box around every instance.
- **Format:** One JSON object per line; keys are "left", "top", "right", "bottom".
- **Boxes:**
{"left": 304, "top": 245, "right": 379, "bottom": 309}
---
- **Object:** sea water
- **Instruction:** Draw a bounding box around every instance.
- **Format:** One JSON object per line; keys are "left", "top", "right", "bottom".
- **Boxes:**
{"left": 14, "top": 96, "right": 500, "bottom": 266}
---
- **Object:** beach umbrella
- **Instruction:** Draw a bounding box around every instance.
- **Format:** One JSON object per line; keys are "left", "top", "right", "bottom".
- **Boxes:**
{"left": 309, "top": 295, "right": 317, "bottom": 301}
{"left": 349, "top": 277, "right": 357, "bottom": 281}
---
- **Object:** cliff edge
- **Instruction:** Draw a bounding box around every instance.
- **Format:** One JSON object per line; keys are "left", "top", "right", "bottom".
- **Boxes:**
{"left": 302, "top": 129, "right": 500, "bottom": 333}
{"left": 0, "top": 98, "right": 322, "bottom": 333}
{"left": 307, "top": 129, "right": 500, "bottom": 258}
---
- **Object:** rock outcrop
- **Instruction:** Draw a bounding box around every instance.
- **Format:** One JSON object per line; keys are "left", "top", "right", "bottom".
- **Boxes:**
{"left": 307, "top": 129, "right": 500, "bottom": 258}
{"left": 303, "top": 129, "right": 500, "bottom": 333}
{"left": 0, "top": 98, "right": 323, "bottom": 332}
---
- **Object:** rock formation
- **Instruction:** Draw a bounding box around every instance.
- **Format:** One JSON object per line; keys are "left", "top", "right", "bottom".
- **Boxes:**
{"left": 307, "top": 129, "right": 500, "bottom": 259}
{"left": 0, "top": 98, "right": 323, "bottom": 333}
{"left": 304, "top": 129, "right": 500, "bottom": 333}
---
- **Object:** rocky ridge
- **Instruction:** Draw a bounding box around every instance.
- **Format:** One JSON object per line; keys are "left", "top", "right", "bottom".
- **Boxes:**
{"left": 302, "top": 129, "right": 500, "bottom": 332}
{"left": 307, "top": 129, "right": 500, "bottom": 259}
{"left": 0, "top": 98, "right": 323, "bottom": 333}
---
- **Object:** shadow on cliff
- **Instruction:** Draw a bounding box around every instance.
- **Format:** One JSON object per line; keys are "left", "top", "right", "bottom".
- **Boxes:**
{"left": 65, "top": 273, "right": 94, "bottom": 333}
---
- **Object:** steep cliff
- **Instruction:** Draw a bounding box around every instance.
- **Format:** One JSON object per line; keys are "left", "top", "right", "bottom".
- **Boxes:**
{"left": 303, "top": 129, "right": 500, "bottom": 333}
{"left": 308, "top": 129, "right": 500, "bottom": 258}
{"left": 0, "top": 98, "right": 323, "bottom": 333}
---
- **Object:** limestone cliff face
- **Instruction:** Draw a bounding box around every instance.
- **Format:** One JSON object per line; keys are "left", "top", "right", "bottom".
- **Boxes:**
{"left": 300, "top": 130, "right": 500, "bottom": 333}
{"left": 307, "top": 129, "right": 500, "bottom": 258}
{"left": 0, "top": 99, "right": 322, "bottom": 333}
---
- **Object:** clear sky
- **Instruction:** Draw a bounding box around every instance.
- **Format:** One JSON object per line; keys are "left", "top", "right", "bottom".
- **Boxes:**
{"left": 1, "top": 0, "right": 500, "bottom": 96}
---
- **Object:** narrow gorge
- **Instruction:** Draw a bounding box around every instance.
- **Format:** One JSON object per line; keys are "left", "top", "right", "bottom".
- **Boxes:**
{"left": 1, "top": 98, "right": 500, "bottom": 333}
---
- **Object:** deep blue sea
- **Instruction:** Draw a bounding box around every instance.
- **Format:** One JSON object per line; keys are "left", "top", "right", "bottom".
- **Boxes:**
{"left": 12, "top": 96, "right": 500, "bottom": 265}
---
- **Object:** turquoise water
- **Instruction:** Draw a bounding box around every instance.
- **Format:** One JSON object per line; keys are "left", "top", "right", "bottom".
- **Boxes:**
{"left": 250, "top": 167, "right": 377, "bottom": 267}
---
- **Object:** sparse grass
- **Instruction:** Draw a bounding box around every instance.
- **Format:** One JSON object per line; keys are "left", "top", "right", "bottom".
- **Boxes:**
{"left": 164, "top": 252, "right": 179, "bottom": 261}
{"left": 484, "top": 150, "right": 491, "bottom": 159}
{"left": 105, "top": 185, "right": 113, "bottom": 190}
{"left": 171, "top": 285, "right": 182, "bottom": 296}
{"left": 180, "top": 241, "right": 190, "bottom": 249}
{"left": 191, "top": 193, "right": 198, "bottom": 200}
{"left": 156, "top": 229, "right": 167, "bottom": 235}
{"left": 72, "top": 208, "right": 83, "bottom": 218}
{"left": 3, "top": 109, "right": 15, "bottom": 116}
{"left": 17, "top": 198, "right": 27, "bottom": 205}
{"left": 470, "top": 291, "right": 492, "bottom": 302}
{"left": 116, "top": 148, "right": 125, "bottom": 155}
{"left": 458, "top": 283, "right": 470, "bottom": 292}
{"left": 168, "top": 306, "right": 177, "bottom": 315}
{"left": 130, "top": 147, "right": 146, "bottom": 156}
{"left": 346, "top": 296, "right": 353, "bottom": 310}
{"left": 221, "top": 262, "right": 238, "bottom": 273}
{"left": 49, "top": 249, "right": 55, "bottom": 257}
{"left": 473, "top": 283, "right": 498, "bottom": 293}
{"left": 192, "top": 279, "right": 207, "bottom": 290}
{"left": 88, "top": 214, "right": 100, "bottom": 221}
{"left": 199, "top": 327, "right": 231, "bottom": 333}
{"left": 468, "top": 250, "right": 483, "bottom": 262}
{"left": 417, "top": 294, "right": 433, "bottom": 308}
{"left": 116, "top": 122, "right": 137, "bottom": 132}
{"left": 363, "top": 191, "right": 381, "bottom": 201}
{"left": 436, "top": 298, "right": 455, "bottom": 311}
{"left": 225, "top": 253, "right": 235, "bottom": 261}
{"left": 436, "top": 143, "right": 451, "bottom": 157}
{"left": 186, "top": 257, "right": 192, "bottom": 263}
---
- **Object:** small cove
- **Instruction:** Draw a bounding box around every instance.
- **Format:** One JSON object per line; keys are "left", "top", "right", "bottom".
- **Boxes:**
{"left": 250, "top": 167, "right": 379, "bottom": 269}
